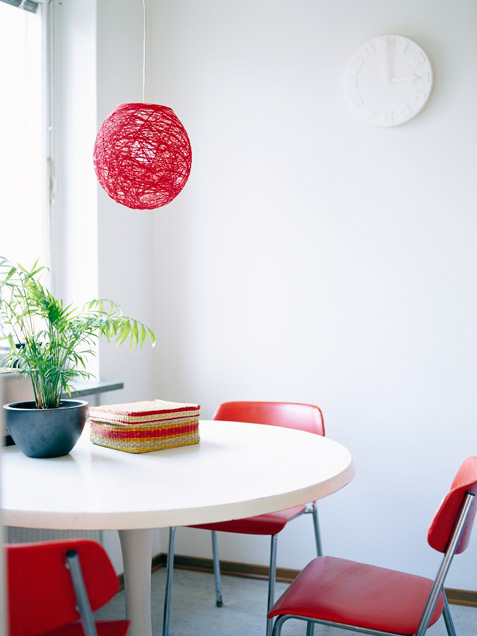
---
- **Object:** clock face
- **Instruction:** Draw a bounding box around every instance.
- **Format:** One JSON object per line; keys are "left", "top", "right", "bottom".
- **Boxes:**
{"left": 344, "top": 35, "right": 433, "bottom": 127}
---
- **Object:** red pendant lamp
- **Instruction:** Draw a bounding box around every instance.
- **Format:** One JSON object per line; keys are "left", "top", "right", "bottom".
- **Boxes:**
{"left": 93, "top": 1, "right": 192, "bottom": 210}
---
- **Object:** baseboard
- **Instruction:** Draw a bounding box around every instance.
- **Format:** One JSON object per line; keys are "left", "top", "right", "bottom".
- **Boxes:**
{"left": 146, "top": 552, "right": 477, "bottom": 608}
{"left": 445, "top": 588, "right": 477, "bottom": 607}
{"left": 151, "top": 552, "right": 297, "bottom": 582}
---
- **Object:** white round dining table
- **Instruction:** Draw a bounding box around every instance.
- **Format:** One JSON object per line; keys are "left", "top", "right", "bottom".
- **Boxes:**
{"left": 2, "top": 419, "right": 355, "bottom": 636}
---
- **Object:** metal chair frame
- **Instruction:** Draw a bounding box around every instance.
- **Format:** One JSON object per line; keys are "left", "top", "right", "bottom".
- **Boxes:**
{"left": 271, "top": 491, "right": 475, "bottom": 636}
{"left": 164, "top": 505, "right": 322, "bottom": 636}
{"left": 162, "top": 401, "right": 325, "bottom": 636}
{"left": 163, "top": 527, "right": 176, "bottom": 636}
{"left": 210, "top": 500, "right": 322, "bottom": 614}
{"left": 66, "top": 549, "right": 99, "bottom": 636}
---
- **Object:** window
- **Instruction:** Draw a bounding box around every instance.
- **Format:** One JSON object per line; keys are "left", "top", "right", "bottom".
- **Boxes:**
{"left": 0, "top": 1, "right": 49, "bottom": 269}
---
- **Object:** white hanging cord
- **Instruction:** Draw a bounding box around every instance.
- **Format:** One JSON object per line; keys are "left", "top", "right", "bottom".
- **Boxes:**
{"left": 142, "top": 0, "right": 147, "bottom": 102}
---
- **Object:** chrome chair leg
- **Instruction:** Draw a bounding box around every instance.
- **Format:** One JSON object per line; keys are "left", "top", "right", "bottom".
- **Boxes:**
{"left": 306, "top": 621, "right": 315, "bottom": 636}
{"left": 266, "top": 534, "right": 278, "bottom": 636}
{"left": 211, "top": 530, "right": 223, "bottom": 606}
{"left": 163, "top": 527, "right": 176, "bottom": 636}
{"left": 271, "top": 614, "right": 288, "bottom": 636}
{"left": 311, "top": 502, "right": 322, "bottom": 556}
{"left": 442, "top": 591, "right": 457, "bottom": 636}
{"left": 66, "top": 550, "right": 98, "bottom": 636}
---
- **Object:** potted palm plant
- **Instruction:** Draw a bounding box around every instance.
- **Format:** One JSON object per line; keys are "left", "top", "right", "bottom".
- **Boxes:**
{"left": 0, "top": 257, "right": 155, "bottom": 458}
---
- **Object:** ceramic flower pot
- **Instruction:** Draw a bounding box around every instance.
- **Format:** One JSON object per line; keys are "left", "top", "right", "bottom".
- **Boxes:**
{"left": 3, "top": 399, "right": 88, "bottom": 458}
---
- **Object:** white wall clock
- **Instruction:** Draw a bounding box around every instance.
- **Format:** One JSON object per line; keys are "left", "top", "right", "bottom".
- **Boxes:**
{"left": 344, "top": 35, "right": 433, "bottom": 127}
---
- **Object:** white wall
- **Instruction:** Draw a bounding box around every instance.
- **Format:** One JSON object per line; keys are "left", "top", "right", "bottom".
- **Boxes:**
{"left": 95, "top": 0, "right": 156, "bottom": 405}
{"left": 145, "top": 0, "right": 477, "bottom": 590}
{"left": 55, "top": 0, "right": 477, "bottom": 590}
{"left": 49, "top": 0, "right": 161, "bottom": 573}
{"left": 57, "top": 0, "right": 157, "bottom": 400}
{"left": 53, "top": 0, "right": 98, "bottom": 308}
{"left": 95, "top": 0, "right": 162, "bottom": 569}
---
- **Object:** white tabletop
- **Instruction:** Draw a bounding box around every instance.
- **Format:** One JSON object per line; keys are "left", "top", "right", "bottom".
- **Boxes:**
{"left": 2, "top": 419, "right": 355, "bottom": 636}
{"left": 2, "top": 419, "right": 354, "bottom": 531}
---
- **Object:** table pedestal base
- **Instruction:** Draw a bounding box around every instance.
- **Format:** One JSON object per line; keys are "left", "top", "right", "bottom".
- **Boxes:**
{"left": 119, "top": 529, "right": 154, "bottom": 636}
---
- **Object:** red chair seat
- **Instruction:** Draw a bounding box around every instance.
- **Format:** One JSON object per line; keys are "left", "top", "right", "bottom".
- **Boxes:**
{"left": 268, "top": 556, "right": 444, "bottom": 636}
{"left": 7, "top": 539, "right": 129, "bottom": 636}
{"left": 191, "top": 504, "right": 307, "bottom": 535}
{"left": 44, "top": 621, "right": 130, "bottom": 635}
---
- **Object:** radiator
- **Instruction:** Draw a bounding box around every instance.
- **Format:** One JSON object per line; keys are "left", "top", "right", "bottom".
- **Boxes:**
{"left": 7, "top": 527, "right": 102, "bottom": 544}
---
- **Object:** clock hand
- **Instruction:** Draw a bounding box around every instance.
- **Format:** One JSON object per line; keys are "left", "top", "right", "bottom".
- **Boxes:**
{"left": 390, "top": 74, "right": 419, "bottom": 84}
{"left": 381, "top": 37, "right": 392, "bottom": 84}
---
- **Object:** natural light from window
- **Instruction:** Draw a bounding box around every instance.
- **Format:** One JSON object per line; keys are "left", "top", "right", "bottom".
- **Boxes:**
{"left": 0, "top": 3, "right": 47, "bottom": 269}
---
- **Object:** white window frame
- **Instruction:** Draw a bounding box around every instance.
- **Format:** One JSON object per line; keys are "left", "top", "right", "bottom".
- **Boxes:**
{"left": 0, "top": 0, "right": 54, "bottom": 287}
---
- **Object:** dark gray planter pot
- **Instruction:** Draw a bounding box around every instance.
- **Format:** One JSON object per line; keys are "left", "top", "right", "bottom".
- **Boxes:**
{"left": 3, "top": 399, "right": 88, "bottom": 458}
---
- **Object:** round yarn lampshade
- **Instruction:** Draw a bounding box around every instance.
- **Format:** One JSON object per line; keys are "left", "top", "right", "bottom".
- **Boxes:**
{"left": 93, "top": 103, "right": 192, "bottom": 210}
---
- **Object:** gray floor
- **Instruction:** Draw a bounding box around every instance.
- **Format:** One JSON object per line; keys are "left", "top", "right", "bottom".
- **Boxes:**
{"left": 95, "top": 567, "right": 477, "bottom": 635}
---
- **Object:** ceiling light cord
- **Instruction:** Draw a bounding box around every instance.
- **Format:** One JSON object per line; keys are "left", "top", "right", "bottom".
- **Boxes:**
{"left": 142, "top": 0, "right": 147, "bottom": 102}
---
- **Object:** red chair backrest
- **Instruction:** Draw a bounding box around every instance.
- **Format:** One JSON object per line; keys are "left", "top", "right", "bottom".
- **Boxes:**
{"left": 7, "top": 538, "right": 120, "bottom": 636}
{"left": 212, "top": 401, "right": 325, "bottom": 436}
{"left": 427, "top": 457, "right": 477, "bottom": 554}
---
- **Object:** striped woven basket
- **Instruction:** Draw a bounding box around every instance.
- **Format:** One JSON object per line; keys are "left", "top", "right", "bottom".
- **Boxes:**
{"left": 89, "top": 399, "right": 200, "bottom": 453}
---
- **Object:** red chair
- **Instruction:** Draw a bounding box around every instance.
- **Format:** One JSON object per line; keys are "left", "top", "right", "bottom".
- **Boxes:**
{"left": 7, "top": 538, "right": 130, "bottom": 636}
{"left": 269, "top": 456, "right": 477, "bottom": 636}
{"left": 164, "top": 401, "right": 325, "bottom": 636}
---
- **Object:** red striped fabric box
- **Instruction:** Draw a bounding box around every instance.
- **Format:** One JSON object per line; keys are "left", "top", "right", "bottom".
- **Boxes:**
{"left": 89, "top": 399, "right": 200, "bottom": 453}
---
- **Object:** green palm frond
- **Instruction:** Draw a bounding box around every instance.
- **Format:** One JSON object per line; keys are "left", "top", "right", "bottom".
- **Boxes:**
{"left": 0, "top": 257, "right": 156, "bottom": 409}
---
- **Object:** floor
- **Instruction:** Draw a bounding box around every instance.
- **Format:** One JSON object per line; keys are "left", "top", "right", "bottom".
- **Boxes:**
{"left": 95, "top": 566, "right": 477, "bottom": 635}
